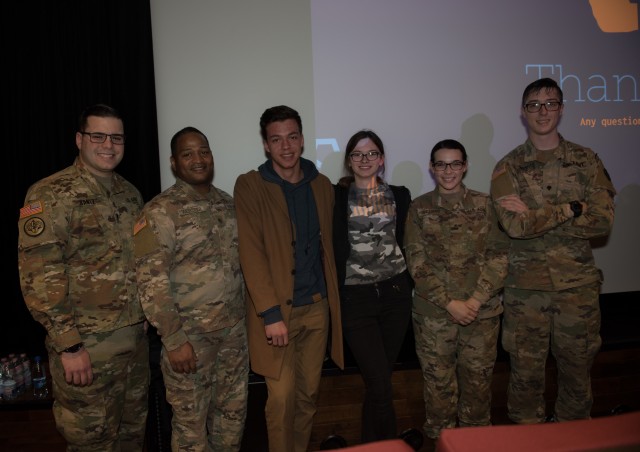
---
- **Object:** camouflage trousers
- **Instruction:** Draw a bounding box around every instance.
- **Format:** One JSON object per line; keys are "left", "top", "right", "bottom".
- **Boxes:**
{"left": 412, "top": 311, "right": 499, "bottom": 439}
{"left": 48, "top": 322, "right": 149, "bottom": 452}
{"left": 162, "top": 318, "right": 249, "bottom": 452}
{"left": 502, "top": 282, "right": 601, "bottom": 424}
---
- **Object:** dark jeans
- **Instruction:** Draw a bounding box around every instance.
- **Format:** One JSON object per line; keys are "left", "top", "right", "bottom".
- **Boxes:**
{"left": 340, "top": 270, "right": 413, "bottom": 443}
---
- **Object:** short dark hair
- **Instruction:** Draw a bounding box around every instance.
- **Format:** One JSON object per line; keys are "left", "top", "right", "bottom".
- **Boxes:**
{"left": 78, "top": 104, "right": 123, "bottom": 132}
{"left": 430, "top": 139, "right": 467, "bottom": 163}
{"left": 338, "top": 129, "right": 386, "bottom": 188}
{"left": 259, "top": 105, "right": 302, "bottom": 141}
{"left": 170, "top": 126, "right": 209, "bottom": 157}
{"left": 522, "top": 77, "right": 563, "bottom": 106}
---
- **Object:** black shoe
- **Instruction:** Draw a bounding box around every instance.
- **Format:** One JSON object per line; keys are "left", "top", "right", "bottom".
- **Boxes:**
{"left": 319, "top": 434, "right": 348, "bottom": 450}
{"left": 399, "top": 427, "right": 424, "bottom": 451}
{"left": 611, "top": 404, "right": 632, "bottom": 415}
{"left": 544, "top": 414, "right": 557, "bottom": 423}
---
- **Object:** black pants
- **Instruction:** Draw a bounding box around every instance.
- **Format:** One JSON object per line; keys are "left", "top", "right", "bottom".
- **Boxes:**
{"left": 340, "top": 271, "right": 413, "bottom": 443}
{"left": 145, "top": 326, "right": 173, "bottom": 451}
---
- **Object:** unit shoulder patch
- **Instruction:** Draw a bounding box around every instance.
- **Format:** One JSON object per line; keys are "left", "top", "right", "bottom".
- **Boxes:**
{"left": 133, "top": 215, "right": 161, "bottom": 258}
{"left": 490, "top": 166, "right": 517, "bottom": 200}
{"left": 23, "top": 217, "right": 45, "bottom": 237}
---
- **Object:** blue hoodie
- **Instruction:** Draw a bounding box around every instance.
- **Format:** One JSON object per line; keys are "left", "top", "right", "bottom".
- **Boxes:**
{"left": 258, "top": 158, "right": 328, "bottom": 323}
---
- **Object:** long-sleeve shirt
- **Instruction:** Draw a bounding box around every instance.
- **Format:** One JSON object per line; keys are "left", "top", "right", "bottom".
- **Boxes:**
{"left": 404, "top": 185, "right": 509, "bottom": 318}
{"left": 133, "top": 178, "right": 245, "bottom": 351}
{"left": 333, "top": 182, "right": 410, "bottom": 286}
{"left": 18, "top": 158, "right": 145, "bottom": 352}
{"left": 490, "top": 137, "right": 616, "bottom": 291}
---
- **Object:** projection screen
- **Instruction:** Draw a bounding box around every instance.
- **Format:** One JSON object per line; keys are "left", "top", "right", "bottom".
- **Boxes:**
{"left": 151, "top": 0, "right": 639, "bottom": 294}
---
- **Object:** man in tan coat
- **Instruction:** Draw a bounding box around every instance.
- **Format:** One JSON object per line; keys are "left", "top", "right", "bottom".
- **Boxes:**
{"left": 234, "top": 105, "right": 343, "bottom": 452}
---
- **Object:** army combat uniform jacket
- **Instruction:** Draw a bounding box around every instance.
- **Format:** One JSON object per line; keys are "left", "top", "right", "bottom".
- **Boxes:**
{"left": 18, "top": 158, "right": 145, "bottom": 352}
{"left": 490, "top": 137, "right": 616, "bottom": 291}
{"left": 133, "top": 178, "right": 245, "bottom": 351}
{"left": 404, "top": 185, "right": 509, "bottom": 319}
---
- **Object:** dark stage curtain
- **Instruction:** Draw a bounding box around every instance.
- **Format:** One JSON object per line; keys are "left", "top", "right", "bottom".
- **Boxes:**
{"left": 4, "top": 1, "right": 161, "bottom": 357}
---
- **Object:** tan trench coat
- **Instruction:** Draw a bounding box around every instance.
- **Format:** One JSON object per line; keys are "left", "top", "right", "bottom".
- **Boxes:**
{"left": 234, "top": 170, "right": 344, "bottom": 379}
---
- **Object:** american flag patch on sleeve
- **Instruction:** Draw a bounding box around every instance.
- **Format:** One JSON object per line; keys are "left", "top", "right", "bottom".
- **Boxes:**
{"left": 133, "top": 216, "right": 147, "bottom": 235}
{"left": 20, "top": 201, "right": 43, "bottom": 219}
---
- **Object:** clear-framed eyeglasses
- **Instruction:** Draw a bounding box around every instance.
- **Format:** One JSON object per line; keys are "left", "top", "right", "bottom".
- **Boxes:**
{"left": 80, "top": 132, "right": 126, "bottom": 145}
{"left": 349, "top": 151, "right": 380, "bottom": 162}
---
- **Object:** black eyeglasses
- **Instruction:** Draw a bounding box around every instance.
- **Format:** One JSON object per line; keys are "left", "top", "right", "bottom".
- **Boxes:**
{"left": 432, "top": 160, "right": 465, "bottom": 172}
{"left": 523, "top": 101, "right": 562, "bottom": 113}
{"left": 349, "top": 151, "right": 380, "bottom": 162}
{"left": 80, "top": 132, "right": 126, "bottom": 145}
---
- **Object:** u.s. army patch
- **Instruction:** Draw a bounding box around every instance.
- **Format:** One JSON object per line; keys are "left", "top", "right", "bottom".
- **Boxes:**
{"left": 23, "top": 217, "right": 45, "bottom": 237}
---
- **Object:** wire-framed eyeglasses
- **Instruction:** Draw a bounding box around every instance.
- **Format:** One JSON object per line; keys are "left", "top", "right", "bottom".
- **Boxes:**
{"left": 80, "top": 132, "right": 126, "bottom": 145}
{"left": 349, "top": 151, "right": 380, "bottom": 162}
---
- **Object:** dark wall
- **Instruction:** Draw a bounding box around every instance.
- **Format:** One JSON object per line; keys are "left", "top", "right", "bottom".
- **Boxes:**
{"left": 4, "top": 1, "right": 161, "bottom": 357}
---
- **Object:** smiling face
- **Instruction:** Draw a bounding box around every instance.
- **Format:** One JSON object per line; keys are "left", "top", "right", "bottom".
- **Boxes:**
{"left": 263, "top": 118, "right": 304, "bottom": 180}
{"left": 349, "top": 137, "right": 384, "bottom": 187}
{"left": 170, "top": 131, "right": 214, "bottom": 194}
{"left": 522, "top": 86, "right": 563, "bottom": 140}
{"left": 430, "top": 147, "right": 467, "bottom": 194}
{"left": 75, "top": 115, "right": 124, "bottom": 177}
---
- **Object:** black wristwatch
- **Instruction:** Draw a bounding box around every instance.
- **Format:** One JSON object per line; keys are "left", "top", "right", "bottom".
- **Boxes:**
{"left": 62, "top": 343, "right": 84, "bottom": 354}
{"left": 569, "top": 201, "right": 583, "bottom": 218}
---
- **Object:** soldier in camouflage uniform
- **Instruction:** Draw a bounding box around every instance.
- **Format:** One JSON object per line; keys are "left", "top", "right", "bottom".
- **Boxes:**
{"left": 405, "top": 139, "right": 509, "bottom": 440}
{"left": 134, "top": 127, "right": 248, "bottom": 451}
{"left": 490, "top": 78, "right": 616, "bottom": 424}
{"left": 332, "top": 129, "right": 413, "bottom": 443}
{"left": 17, "top": 104, "right": 149, "bottom": 451}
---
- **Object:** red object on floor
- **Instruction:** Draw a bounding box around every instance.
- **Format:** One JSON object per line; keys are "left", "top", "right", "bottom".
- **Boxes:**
{"left": 343, "top": 439, "right": 414, "bottom": 451}
{"left": 436, "top": 411, "right": 640, "bottom": 452}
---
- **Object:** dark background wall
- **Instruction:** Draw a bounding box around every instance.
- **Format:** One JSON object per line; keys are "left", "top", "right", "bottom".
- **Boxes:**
{"left": 4, "top": 1, "right": 161, "bottom": 358}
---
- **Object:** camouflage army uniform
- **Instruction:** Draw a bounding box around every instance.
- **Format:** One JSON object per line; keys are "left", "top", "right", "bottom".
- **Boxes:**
{"left": 17, "top": 158, "right": 149, "bottom": 451}
{"left": 490, "top": 137, "right": 616, "bottom": 423}
{"left": 134, "top": 177, "right": 248, "bottom": 451}
{"left": 404, "top": 185, "right": 509, "bottom": 439}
